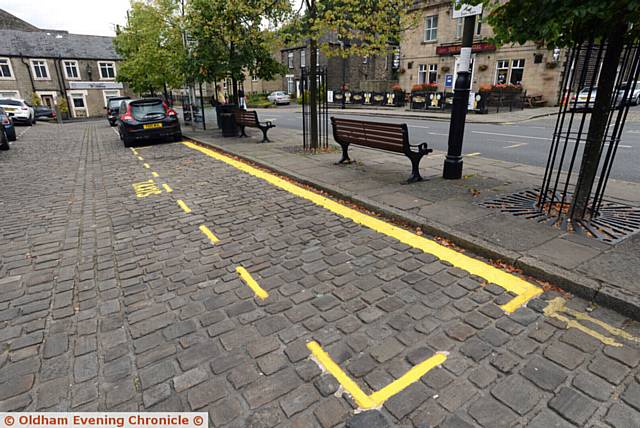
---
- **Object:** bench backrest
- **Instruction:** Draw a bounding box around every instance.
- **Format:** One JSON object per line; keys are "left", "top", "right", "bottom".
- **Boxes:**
{"left": 331, "top": 117, "right": 407, "bottom": 153}
{"left": 233, "top": 109, "right": 259, "bottom": 126}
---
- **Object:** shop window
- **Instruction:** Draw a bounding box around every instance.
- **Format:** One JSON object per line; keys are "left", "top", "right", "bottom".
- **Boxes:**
{"left": 428, "top": 64, "right": 438, "bottom": 83}
{"left": 510, "top": 59, "right": 525, "bottom": 84}
{"left": 418, "top": 64, "right": 427, "bottom": 84}
{"left": 495, "top": 60, "right": 509, "bottom": 84}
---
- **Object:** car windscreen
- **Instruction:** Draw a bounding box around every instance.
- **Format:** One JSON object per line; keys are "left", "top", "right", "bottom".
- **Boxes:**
{"left": 108, "top": 99, "right": 123, "bottom": 109}
{"left": 130, "top": 101, "right": 165, "bottom": 120}
{"left": 0, "top": 99, "right": 22, "bottom": 106}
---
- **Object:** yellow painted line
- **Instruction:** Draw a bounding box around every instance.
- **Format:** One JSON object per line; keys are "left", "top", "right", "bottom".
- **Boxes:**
{"left": 466, "top": 152, "right": 481, "bottom": 157}
{"left": 307, "top": 340, "right": 446, "bottom": 410}
{"left": 162, "top": 183, "right": 173, "bottom": 193}
{"left": 143, "top": 163, "right": 150, "bottom": 169}
{"left": 132, "top": 180, "right": 162, "bottom": 198}
{"left": 152, "top": 171, "right": 159, "bottom": 178}
{"left": 199, "top": 224, "right": 220, "bottom": 244}
{"left": 544, "top": 297, "right": 640, "bottom": 347}
{"left": 138, "top": 156, "right": 144, "bottom": 161}
{"left": 177, "top": 199, "right": 192, "bottom": 213}
{"left": 236, "top": 266, "right": 268, "bottom": 299}
{"left": 183, "top": 141, "right": 542, "bottom": 312}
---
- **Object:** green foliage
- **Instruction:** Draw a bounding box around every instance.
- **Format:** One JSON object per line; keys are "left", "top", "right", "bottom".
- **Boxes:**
{"left": 56, "top": 98, "right": 69, "bottom": 114}
{"left": 465, "top": 0, "right": 640, "bottom": 47}
{"left": 185, "top": 0, "right": 290, "bottom": 84}
{"left": 113, "top": 0, "right": 185, "bottom": 94}
{"left": 30, "top": 93, "right": 41, "bottom": 107}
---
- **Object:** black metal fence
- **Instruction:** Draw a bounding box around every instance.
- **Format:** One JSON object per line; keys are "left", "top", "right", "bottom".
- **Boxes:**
{"left": 301, "top": 67, "right": 329, "bottom": 150}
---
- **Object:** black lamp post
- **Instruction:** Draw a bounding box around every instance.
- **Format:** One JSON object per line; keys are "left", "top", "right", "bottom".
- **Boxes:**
{"left": 443, "top": 15, "right": 476, "bottom": 179}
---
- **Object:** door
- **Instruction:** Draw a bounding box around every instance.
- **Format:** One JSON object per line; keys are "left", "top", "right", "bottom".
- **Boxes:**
{"left": 41, "top": 95, "right": 54, "bottom": 108}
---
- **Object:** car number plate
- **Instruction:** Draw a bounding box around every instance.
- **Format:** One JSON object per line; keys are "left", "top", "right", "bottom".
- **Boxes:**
{"left": 4, "top": 108, "right": 15, "bottom": 112}
{"left": 143, "top": 123, "right": 162, "bottom": 129}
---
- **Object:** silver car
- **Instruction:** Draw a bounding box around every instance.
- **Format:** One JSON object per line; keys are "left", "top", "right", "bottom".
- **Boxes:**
{"left": 571, "top": 87, "right": 626, "bottom": 110}
{"left": 267, "top": 91, "right": 291, "bottom": 105}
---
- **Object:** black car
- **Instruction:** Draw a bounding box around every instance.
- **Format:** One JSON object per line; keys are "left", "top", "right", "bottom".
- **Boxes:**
{"left": 0, "top": 114, "right": 9, "bottom": 151}
{"left": 0, "top": 107, "right": 16, "bottom": 142}
{"left": 117, "top": 98, "right": 181, "bottom": 147}
{"left": 34, "top": 105, "right": 56, "bottom": 121}
{"left": 107, "top": 96, "right": 131, "bottom": 126}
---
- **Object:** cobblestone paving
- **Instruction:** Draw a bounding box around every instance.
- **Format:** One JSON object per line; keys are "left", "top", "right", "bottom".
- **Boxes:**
{"left": 1, "top": 122, "right": 639, "bottom": 427}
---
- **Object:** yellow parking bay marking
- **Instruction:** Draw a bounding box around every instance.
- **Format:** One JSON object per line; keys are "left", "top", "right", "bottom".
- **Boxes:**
{"left": 132, "top": 180, "right": 162, "bottom": 198}
{"left": 307, "top": 341, "right": 446, "bottom": 410}
{"left": 236, "top": 266, "right": 268, "bottom": 299}
{"left": 199, "top": 225, "right": 220, "bottom": 244}
{"left": 143, "top": 163, "right": 150, "bottom": 169}
{"left": 152, "top": 171, "right": 159, "bottom": 178}
{"left": 544, "top": 297, "right": 640, "bottom": 347}
{"left": 177, "top": 199, "right": 192, "bottom": 213}
{"left": 138, "top": 156, "right": 144, "bottom": 161}
{"left": 183, "top": 141, "right": 542, "bottom": 312}
{"left": 162, "top": 183, "right": 173, "bottom": 193}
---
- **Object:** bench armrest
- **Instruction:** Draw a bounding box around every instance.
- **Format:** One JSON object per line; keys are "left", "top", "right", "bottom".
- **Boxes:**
{"left": 408, "top": 141, "right": 433, "bottom": 155}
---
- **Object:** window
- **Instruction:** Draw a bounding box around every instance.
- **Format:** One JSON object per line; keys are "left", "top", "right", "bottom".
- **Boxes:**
{"left": 428, "top": 64, "right": 438, "bottom": 83}
{"left": 31, "top": 59, "right": 49, "bottom": 80}
{"left": 418, "top": 64, "right": 427, "bottom": 84}
{"left": 424, "top": 15, "right": 438, "bottom": 41}
{"left": 300, "top": 50, "right": 305, "bottom": 68}
{"left": 72, "top": 95, "right": 85, "bottom": 108}
{"left": 0, "top": 58, "right": 13, "bottom": 79}
{"left": 495, "top": 60, "right": 509, "bottom": 84}
{"left": 63, "top": 60, "right": 79, "bottom": 79}
{"left": 98, "top": 62, "right": 116, "bottom": 79}
{"left": 455, "top": 15, "right": 483, "bottom": 39}
{"left": 510, "top": 59, "right": 525, "bottom": 85}
{"left": 288, "top": 52, "right": 294, "bottom": 69}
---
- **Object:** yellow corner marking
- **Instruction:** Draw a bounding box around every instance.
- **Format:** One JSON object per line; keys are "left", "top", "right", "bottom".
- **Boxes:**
{"left": 162, "top": 183, "right": 173, "bottom": 193}
{"left": 307, "top": 340, "right": 446, "bottom": 410}
{"left": 236, "top": 266, "right": 268, "bottom": 299}
{"left": 137, "top": 156, "right": 144, "bottom": 161}
{"left": 544, "top": 297, "right": 639, "bottom": 347}
{"left": 182, "top": 141, "right": 542, "bottom": 312}
{"left": 199, "top": 225, "right": 220, "bottom": 244}
{"left": 152, "top": 171, "right": 159, "bottom": 178}
{"left": 177, "top": 199, "right": 192, "bottom": 213}
{"left": 132, "top": 179, "right": 162, "bottom": 198}
{"left": 143, "top": 163, "right": 150, "bottom": 169}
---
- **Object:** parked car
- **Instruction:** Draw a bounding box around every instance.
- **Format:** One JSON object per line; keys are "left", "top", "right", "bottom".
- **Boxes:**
{"left": 620, "top": 81, "right": 640, "bottom": 105}
{"left": 267, "top": 91, "right": 291, "bottom": 105}
{"left": 0, "top": 114, "right": 9, "bottom": 150}
{"left": 571, "top": 87, "right": 627, "bottom": 110}
{"left": 0, "top": 107, "right": 16, "bottom": 142}
{"left": 34, "top": 105, "right": 56, "bottom": 121}
{"left": 117, "top": 98, "right": 181, "bottom": 147}
{"left": 106, "top": 96, "right": 131, "bottom": 126}
{"left": 0, "top": 98, "right": 35, "bottom": 125}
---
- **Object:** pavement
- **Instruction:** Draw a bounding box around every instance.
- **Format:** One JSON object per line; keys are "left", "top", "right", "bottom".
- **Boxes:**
{"left": 0, "top": 121, "right": 639, "bottom": 427}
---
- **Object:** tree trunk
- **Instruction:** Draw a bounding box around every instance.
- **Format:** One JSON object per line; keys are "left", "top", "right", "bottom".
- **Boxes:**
{"left": 309, "top": 38, "right": 319, "bottom": 150}
{"left": 571, "top": 25, "right": 626, "bottom": 220}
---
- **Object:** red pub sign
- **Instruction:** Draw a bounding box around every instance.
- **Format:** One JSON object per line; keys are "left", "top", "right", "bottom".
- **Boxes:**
{"left": 436, "top": 42, "right": 496, "bottom": 56}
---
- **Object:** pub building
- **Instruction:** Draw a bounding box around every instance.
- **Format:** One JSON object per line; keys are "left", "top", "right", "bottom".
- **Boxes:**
{"left": 398, "top": 0, "right": 564, "bottom": 105}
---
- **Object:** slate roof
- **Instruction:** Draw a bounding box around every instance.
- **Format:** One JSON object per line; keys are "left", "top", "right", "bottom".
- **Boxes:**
{"left": 0, "top": 29, "right": 119, "bottom": 60}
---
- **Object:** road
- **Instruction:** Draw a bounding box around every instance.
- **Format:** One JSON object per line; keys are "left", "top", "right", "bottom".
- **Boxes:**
{"left": 0, "top": 122, "right": 639, "bottom": 427}
{"left": 198, "top": 106, "right": 640, "bottom": 183}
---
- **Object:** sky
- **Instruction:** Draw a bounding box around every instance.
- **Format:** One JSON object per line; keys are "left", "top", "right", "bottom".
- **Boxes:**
{"left": 0, "top": 0, "right": 130, "bottom": 36}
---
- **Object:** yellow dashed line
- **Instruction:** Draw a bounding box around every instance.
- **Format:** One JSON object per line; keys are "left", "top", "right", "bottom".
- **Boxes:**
{"left": 138, "top": 156, "right": 144, "bottom": 161}
{"left": 307, "top": 341, "right": 446, "bottom": 410}
{"left": 199, "top": 225, "right": 220, "bottom": 244}
{"left": 152, "top": 171, "right": 159, "bottom": 178}
{"left": 183, "top": 141, "right": 542, "bottom": 312}
{"left": 162, "top": 183, "right": 173, "bottom": 193}
{"left": 236, "top": 266, "right": 268, "bottom": 299}
{"left": 143, "top": 163, "right": 150, "bottom": 169}
{"left": 177, "top": 199, "right": 191, "bottom": 213}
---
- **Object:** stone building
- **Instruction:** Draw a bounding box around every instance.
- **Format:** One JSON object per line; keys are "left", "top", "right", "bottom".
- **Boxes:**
{"left": 399, "top": 0, "right": 564, "bottom": 104}
{"left": 0, "top": 9, "right": 130, "bottom": 118}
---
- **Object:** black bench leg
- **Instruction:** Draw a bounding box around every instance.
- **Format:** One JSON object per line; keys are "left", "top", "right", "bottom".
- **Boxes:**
{"left": 405, "top": 154, "right": 423, "bottom": 184}
{"left": 239, "top": 126, "right": 248, "bottom": 137}
{"left": 259, "top": 127, "right": 271, "bottom": 143}
{"left": 335, "top": 143, "right": 351, "bottom": 164}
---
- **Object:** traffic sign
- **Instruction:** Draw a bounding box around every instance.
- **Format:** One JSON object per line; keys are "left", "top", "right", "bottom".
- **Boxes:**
{"left": 453, "top": 2, "right": 483, "bottom": 18}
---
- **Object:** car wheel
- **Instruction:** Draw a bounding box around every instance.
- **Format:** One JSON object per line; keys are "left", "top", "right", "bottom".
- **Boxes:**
{"left": 0, "top": 131, "right": 9, "bottom": 150}
{"left": 32, "top": 115, "right": 36, "bottom": 125}
{"left": 123, "top": 137, "right": 134, "bottom": 148}
{"left": 6, "top": 127, "right": 16, "bottom": 141}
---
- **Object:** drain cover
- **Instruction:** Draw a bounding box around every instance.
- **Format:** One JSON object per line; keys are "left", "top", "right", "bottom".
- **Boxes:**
{"left": 478, "top": 188, "right": 640, "bottom": 244}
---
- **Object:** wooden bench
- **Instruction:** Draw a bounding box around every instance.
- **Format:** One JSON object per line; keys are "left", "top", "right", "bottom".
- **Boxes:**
{"left": 331, "top": 117, "right": 433, "bottom": 183}
{"left": 524, "top": 94, "right": 546, "bottom": 108}
{"left": 233, "top": 109, "right": 275, "bottom": 143}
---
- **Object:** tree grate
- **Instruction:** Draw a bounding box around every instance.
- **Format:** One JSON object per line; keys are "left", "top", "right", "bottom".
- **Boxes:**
{"left": 478, "top": 188, "right": 640, "bottom": 244}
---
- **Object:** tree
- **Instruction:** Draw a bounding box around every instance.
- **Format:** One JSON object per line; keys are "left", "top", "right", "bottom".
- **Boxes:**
{"left": 185, "top": 0, "right": 290, "bottom": 103}
{"left": 114, "top": 0, "right": 185, "bottom": 96}
{"left": 285, "top": 0, "right": 416, "bottom": 150}
{"left": 467, "top": 0, "right": 640, "bottom": 220}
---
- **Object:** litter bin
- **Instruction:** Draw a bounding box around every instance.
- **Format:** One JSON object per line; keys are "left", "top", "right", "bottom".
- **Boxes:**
{"left": 220, "top": 113, "right": 238, "bottom": 137}
{"left": 215, "top": 104, "right": 237, "bottom": 129}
